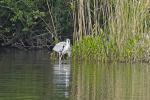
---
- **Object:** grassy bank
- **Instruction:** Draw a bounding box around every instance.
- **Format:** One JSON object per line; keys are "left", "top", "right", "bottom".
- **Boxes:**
{"left": 72, "top": 0, "right": 150, "bottom": 62}
{"left": 72, "top": 34, "right": 149, "bottom": 63}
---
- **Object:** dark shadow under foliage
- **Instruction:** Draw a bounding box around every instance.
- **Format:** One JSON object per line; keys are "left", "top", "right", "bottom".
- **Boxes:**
{"left": 0, "top": 0, "right": 73, "bottom": 49}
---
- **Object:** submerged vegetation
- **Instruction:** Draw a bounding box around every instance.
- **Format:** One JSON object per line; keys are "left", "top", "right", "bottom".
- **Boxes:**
{"left": 72, "top": 0, "right": 150, "bottom": 62}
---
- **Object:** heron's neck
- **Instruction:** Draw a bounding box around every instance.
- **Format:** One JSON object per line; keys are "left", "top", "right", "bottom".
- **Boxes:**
{"left": 66, "top": 41, "right": 70, "bottom": 45}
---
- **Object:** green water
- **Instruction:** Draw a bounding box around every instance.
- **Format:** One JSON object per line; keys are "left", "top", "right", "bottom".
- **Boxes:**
{"left": 0, "top": 49, "right": 70, "bottom": 100}
{"left": 71, "top": 62, "right": 150, "bottom": 100}
{"left": 0, "top": 49, "right": 150, "bottom": 100}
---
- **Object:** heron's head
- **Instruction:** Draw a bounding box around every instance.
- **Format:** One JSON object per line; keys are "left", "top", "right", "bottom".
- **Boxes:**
{"left": 66, "top": 38, "right": 70, "bottom": 44}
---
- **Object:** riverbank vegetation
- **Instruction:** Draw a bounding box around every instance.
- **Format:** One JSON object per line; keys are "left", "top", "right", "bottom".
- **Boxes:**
{"left": 0, "top": 0, "right": 150, "bottom": 62}
{"left": 0, "top": 0, "right": 73, "bottom": 49}
{"left": 72, "top": 0, "right": 150, "bottom": 62}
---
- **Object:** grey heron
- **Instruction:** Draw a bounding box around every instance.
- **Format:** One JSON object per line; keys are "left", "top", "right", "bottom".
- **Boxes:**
{"left": 53, "top": 39, "right": 71, "bottom": 62}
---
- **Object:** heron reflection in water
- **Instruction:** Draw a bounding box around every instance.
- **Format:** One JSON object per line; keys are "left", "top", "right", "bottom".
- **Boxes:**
{"left": 53, "top": 63, "right": 70, "bottom": 98}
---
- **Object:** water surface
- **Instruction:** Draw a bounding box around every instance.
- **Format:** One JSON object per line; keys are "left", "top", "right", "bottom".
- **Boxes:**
{"left": 0, "top": 48, "right": 70, "bottom": 100}
{"left": 71, "top": 62, "right": 150, "bottom": 100}
{"left": 0, "top": 48, "right": 150, "bottom": 100}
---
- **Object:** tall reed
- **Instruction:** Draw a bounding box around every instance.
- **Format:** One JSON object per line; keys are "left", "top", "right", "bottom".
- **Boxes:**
{"left": 73, "top": 0, "right": 150, "bottom": 62}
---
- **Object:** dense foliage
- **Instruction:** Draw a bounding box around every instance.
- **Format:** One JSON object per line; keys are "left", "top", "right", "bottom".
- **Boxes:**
{"left": 0, "top": 0, "right": 73, "bottom": 49}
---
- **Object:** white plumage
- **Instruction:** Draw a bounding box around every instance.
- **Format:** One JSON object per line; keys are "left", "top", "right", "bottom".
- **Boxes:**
{"left": 53, "top": 42, "right": 66, "bottom": 52}
{"left": 53, "top": 39, "right": 71, "bottom": 61}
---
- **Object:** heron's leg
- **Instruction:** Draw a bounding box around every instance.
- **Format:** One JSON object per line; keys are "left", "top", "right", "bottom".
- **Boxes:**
{"left": 60, "top": 54, "right": 63, "bottom": 61}
{"left": 59, "top": 52, "right": 63, "bottom": 64}
{"left": 59, "top": 52, "right": 61, "bottom": 62}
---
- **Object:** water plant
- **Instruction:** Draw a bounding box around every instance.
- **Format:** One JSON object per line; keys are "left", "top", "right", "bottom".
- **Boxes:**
{"left": 72, "top": 0, "right": 150, "bottom": 62}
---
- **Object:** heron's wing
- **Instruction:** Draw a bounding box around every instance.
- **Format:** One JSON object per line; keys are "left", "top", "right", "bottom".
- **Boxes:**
{"left": 62, "top": 43, "right": 71, "bottom": 55}
{"left": 53, "top": 42, "right": 66, "bottom": 52}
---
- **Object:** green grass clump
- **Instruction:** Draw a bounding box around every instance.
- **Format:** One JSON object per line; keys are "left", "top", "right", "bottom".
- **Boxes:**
{"left": 73, "top": 32, "right": 150, "bottom": 63}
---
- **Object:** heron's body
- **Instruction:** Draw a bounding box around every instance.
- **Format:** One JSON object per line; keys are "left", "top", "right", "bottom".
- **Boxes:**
{"left": 53, "top": 39, "right": 71, "bottom": 61}
{"left": 53, "top": 42, "right": 66, "bottom": 52}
